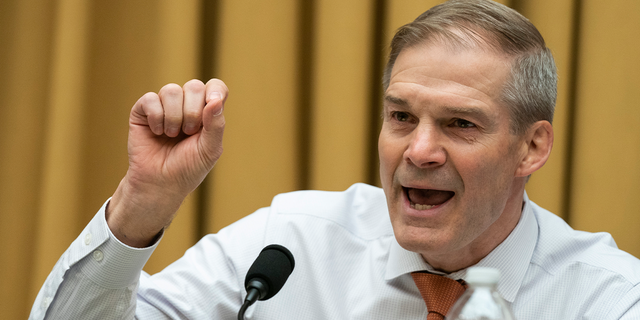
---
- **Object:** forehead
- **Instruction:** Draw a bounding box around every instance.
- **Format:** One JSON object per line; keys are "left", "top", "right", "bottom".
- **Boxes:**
{"left": 386, "top": 41, "right": 512, "bottom": 112}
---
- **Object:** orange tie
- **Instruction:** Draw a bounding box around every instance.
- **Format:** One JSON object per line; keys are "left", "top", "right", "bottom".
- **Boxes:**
{"left": 411, "top": 272, "right": 467, "bottom": 320}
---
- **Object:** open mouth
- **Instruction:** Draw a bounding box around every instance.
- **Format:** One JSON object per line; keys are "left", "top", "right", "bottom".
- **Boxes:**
{"left": 404, "top": 187, "right": 455, "bottom": 210}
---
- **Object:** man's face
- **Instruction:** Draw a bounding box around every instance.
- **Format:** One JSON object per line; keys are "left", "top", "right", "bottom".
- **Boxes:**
{"left": 379, "top": 41, "right": 527, "bottom": 268}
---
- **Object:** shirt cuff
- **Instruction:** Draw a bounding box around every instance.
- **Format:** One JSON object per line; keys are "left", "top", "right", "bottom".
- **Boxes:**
{"left": 75, "top": 198, "right": 160, "bottom": 289}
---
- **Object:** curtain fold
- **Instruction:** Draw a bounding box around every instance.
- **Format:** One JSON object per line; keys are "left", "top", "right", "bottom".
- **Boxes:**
{"left": 207, "top": 0, "right": 302, "bottom": 234}
{"left": 32, "top": 0, "right": 92, "bottom": 302}
{"left": 308, "top": 0, "right": 375, "bottom": 191}
{"left": 570, "top": 0, "right": 640, "bottom": 256}
{"left": 1, "top": 0, "right": 638, "bottom": 318}
{"left": 0, "top": 0, "right": 55, "bottom": 317}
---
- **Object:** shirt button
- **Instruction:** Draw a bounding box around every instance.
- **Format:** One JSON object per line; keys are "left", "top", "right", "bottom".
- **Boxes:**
{"left": 93, "top": 250, "right": 104, "bottom": 262}
{"left": 42, "top": 297, "right": 52, "bottom": 309}
{"left": 84, "top": 232, "right": 92, "bottom": 245}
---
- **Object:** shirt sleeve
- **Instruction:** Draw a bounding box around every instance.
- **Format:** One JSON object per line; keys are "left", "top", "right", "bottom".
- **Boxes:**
{"left": 29, "top": 199, "right": 158, "bottom": 320}
{"left": 611, "top": 283, "right": 640, "bottom": 320}
{"left": 30, "top": 199, "right": 274, "bottom": 320}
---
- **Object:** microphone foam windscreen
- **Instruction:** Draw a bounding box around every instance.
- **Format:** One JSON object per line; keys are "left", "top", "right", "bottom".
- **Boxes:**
{"left": 245, "top": 244, "right": 295, "bottom": 300}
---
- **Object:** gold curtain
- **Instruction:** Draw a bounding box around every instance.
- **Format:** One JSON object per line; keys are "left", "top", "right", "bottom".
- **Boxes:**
{"left": 1, "top": 0, "right": 639, "bottom": 318}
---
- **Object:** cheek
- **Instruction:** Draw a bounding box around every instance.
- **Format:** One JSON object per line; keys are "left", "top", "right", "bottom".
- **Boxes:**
{"left": 453, "top": 144, "right": 516, "bottom": 199}
{"left": 458, "top": 147, "right": 518, "bottom": 207}
{"left": 378, "top": 134, "right": 402, "bottom": 185}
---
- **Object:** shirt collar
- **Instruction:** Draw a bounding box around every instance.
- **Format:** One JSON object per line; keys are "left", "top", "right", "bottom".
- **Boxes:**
{"left": 384, "top": 191, "right": 538, "bottom": 302}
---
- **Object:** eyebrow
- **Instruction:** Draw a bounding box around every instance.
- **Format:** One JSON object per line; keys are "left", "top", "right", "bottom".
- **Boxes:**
{"left": 383, "top": 94, "right": 495, "bottom": 126}
{"left": 445, "top": 106, "right": 494, "bottom": 126}
{"left": 384, "top": 95, "right": 409, "bottom": 107}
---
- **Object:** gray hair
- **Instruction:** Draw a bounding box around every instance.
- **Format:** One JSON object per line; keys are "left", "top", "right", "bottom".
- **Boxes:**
{"left": 383, "top": 0, "right": 557, "bottom": 135}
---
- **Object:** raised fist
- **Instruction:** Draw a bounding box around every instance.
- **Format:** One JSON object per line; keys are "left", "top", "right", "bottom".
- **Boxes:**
{"left": 106, "top": 79, "right": 228, "bottom": 247}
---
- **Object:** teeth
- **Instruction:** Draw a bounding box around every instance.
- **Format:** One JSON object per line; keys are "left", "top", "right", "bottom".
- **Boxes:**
{"left": 410, "top": 202, "right": 436, "bottom": 210}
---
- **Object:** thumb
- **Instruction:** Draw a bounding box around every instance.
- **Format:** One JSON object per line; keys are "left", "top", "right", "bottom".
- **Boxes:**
{"left": 199, "top": 91, "right": 226, "bottom": 167}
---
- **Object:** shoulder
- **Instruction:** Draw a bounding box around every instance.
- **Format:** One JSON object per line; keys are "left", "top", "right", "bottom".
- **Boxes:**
{"left": 515, "top": 202, "right": 640, "bottom": 318}
{"left": 530, "top": 201, "right": 640, "bottom": 286}
{"left": 267, "top": 183, "right": 392, "bottom": 240}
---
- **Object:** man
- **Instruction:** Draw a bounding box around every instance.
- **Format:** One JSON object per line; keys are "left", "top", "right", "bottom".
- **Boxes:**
{"left": 31, "top": 0, "right": 640, "bottom": 319}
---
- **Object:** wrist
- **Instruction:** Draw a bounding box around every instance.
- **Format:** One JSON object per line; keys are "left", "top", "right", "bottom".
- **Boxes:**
{"left": 106, "top": 176, "right": 183, "bottom": 247}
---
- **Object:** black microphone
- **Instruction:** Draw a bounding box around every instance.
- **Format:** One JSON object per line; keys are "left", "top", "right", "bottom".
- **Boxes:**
{"left": 238, "top": 244, "right": 295, "bottom": 320}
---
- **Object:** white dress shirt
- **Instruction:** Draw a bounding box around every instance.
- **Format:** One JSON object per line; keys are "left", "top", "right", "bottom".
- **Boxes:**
{"left": 30, "top": 183, "right": 640, "bottom": 319}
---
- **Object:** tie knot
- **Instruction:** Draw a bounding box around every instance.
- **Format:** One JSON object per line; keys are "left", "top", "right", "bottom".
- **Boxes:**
{"left": 411, "top": 272, "right": 467, "bottom": 319}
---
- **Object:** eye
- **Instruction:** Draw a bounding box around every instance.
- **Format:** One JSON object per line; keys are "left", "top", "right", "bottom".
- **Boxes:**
{"left": 392, "top": 111, "right": 410, "bottom": 122}
{"left": 451, "top": 118, "right": 476, "bottom": 128}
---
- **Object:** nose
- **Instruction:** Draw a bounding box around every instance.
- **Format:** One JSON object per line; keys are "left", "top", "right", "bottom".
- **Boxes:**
{"left": 404, "top": 125, "right": 446, "bottom": 168}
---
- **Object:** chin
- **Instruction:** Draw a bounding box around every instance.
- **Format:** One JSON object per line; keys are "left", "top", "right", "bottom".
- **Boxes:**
{"left": 392, "top": 221, "right": 456, "bottom": 256}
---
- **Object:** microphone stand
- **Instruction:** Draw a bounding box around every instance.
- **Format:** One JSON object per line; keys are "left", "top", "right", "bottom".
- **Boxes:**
{"left": 237, "top": 280, "right": 268, "bottom": 320}
{"left": 237, "top": 302, "right": 251, "bottom": 320}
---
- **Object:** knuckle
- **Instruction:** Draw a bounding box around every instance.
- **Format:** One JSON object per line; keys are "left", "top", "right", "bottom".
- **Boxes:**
{"left": 159, "top": 83, "right": 182, "bottom": 98}
{"left": 206, "top": 78, "right": 230, "bottom": 96}
{"left": 148, "top": 112, "right": 164, "bottom": 125}
{"left": 134, "top": 92, "right": 162, "bottom": 116}
{"left": 216, "top": 118, "right": 226, "bottom": 130}
{"left": 140, "top": 92, "right": 158, "bottom": 104}
{"left": 183, "top": 110, "right": 201, "bottom": 120}
{"left": 164, "top": 113, "right": 182, "bottom": 122}
{"left": 183, "top": 79, "right": 205, "bottom": 93}
{"left": 205, "top": 78, "right": 221, "bottom": 86}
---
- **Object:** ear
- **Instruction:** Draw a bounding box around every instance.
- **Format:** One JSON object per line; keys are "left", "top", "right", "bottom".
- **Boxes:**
{"left": 515, "top": 120, "right": 553, "bottom": 177}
